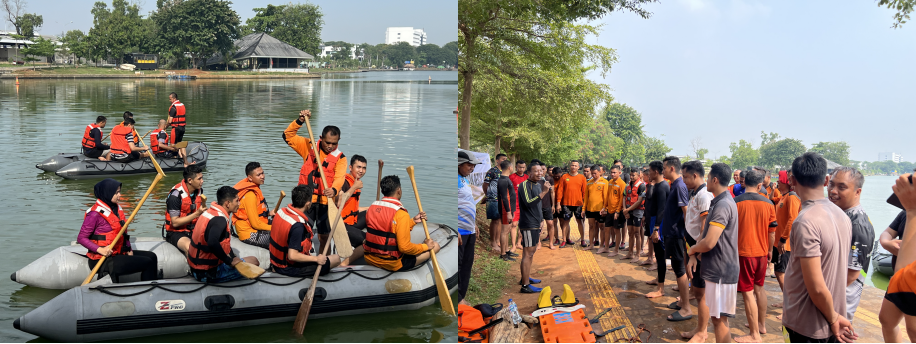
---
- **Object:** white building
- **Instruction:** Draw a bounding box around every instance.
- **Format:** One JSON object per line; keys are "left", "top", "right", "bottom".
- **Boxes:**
{"left": 317, "top": 44, "right": 364, "bottom": 60}
{"left": 879, "top": 152, "right": 902, "bottom": 163}
{"left": 385, "top": 27, "right": 426, "bottom": 47}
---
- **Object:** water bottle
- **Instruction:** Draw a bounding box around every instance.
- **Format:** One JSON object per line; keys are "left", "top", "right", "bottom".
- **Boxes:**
{"left": 507, "top": 299, "right": 522, "bottom": 328}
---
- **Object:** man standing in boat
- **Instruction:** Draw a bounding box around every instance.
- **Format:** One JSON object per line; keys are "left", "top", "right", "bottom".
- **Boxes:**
{"left": 363, "top": 175, "right": 440, "bottom": 272}
{"left": 167, "top": 92, "right": 192, "bottom": 167}
{"left": 283, "top": 110, "right": 348, "bottom": 253}
{"left": 187, "top": 186, "right": 261, "bottom": 283}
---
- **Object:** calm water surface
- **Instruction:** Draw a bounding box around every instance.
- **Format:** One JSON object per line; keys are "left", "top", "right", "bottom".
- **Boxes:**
{"left": 0, "top": 71, "right": 458, "bottom": 342}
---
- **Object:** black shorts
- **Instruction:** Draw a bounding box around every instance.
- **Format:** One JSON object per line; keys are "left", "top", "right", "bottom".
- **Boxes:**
{"left": 164, "top": 230, "right": 192, "bottom": 249}
{"left": 171, "top": 126, "right": 186, "bottom": 143}
{"left": 605, "top": 212, "right": 625, "bottom": 229}
{"left": 307, "top": 203, "right": 332, "bottom": 235}
{"left": 157, "top": 151, "right": 179, "bottom": 159}
{"left": 521, "top": 228, "right": 541, "bottom": 248}
{"left": 775, "top": 250, "right": 791, "bottom": 273}
{"left": 665, "top": 235, "right": 687, "bottom": 278}
{"left": 770, "top": 247, "right": 780, "bottom": 264}
{"left": 112, "top": 151, "right": 140, "bottom": 163}
{"left": 562, "top": 206, "right": 583, "bottom": 220}
{"left": 541, "top": 207, "right": 554, "bottom": 221}
{"left": 83, "top": 147, "right": 105, "bottom": 158}
{"left": 684, "top": 235, "right": 705, "bottom": 288}
{"left": 397, "top": 254, "right": 418, "bottom": 271}
{"left": 627, "top": 216, "right": 643, "bottom": 227}
{"left": 585, "top": 211, "right": 604, "bottom": 224}
{"left": 273, "top": 262, "right": 332, "bottom": 277}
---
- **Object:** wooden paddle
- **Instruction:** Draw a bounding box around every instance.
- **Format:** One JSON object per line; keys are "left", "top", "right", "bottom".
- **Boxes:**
{"left": 173, "top": 141, "right": 189, "bottom": 149}
{"left": 376, "top": 160, "right": 384, "bottom": 201}
{"left": 303, "top": 119, "right": 354, "bottom": 258}
{"left": 293, "top": 191, "right": 353, "bottom": 334}
{"left": 406, "top": 165, "right": 456, "bottom": 315}
{"left": 274, "top": 190, "right": 286, "bottom": 213}
{"left": 80, "top": 131, "right": 165, "bottom": 286}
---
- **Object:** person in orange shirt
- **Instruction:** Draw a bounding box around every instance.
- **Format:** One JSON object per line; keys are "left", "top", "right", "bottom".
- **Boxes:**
{"left": 601, "top": 165, "right": 627, "bottom": 256}
{"left": 232, "top": 162, "right": 276, "bottom": 248}
{"left": 582, "top": 165, "right": 609, "bottom": 251}
{"left": 733, "top": 170, "right": 777, "bottom": 343}
{"left": 556, "top": 160, "right": 588, "bottom": 247}
{"left": 339, "top": 154, "right": 371, "bottom": 249}
{"left": 772, "top": 170, "right": 799, "bottom": 318}
{"left": 284, "top": 110, "right": 348, "bottom": 252}
{"left": 363, "top": 175, "right": 440, "bottom": 271}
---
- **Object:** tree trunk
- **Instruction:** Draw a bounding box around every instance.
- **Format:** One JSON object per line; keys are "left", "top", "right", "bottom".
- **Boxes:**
{"left": 495, "top": 135, "right": 501, "bottom": 156}
{"left": 489, "top": 308, "right": 530, "bottom": 343}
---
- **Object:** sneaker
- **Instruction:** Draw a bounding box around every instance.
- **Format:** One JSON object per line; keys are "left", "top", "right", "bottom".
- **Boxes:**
{"left": 619, "top": 243, "right": 627, "bottom": 250}
{"left": 519, "top": 277, "right": 542, "bottom": 285}
{"left": 559, "top": 241, "right": 567, "bottom": 248}
{"left": 507, "top": 251, "right": 520, "bottom": 258}
{"left": 565, "top": 240, "right": 575, "bottom": 246}
{"left": 501, "top": 254, "right": 517, "bottom": 262}
{"left": 520, "top": 284, "right": 543, "bottom": 293}
{"left": 553, "top": 240, "right": 561, "bottom": 246}
{"left": 593, "top": 240, "right": 600, "bottom": 247}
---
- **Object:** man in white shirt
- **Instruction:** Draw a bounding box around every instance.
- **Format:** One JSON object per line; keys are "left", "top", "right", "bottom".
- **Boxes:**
{"left": 680, "top": 160, "right": 714, "bottom": 341}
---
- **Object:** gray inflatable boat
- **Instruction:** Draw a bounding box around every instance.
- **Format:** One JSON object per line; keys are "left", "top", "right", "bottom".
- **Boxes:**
{"left": 36, "top": 142, "right": 208, "bottom": 179}
{"left": 872, "top": 241, "right": 894, "bottom": 276}
{"left": 14, "top": 223, "right": 458, "bottom": 342}
{"left": 11, "top": 236, "right": 270, "bottom": 290}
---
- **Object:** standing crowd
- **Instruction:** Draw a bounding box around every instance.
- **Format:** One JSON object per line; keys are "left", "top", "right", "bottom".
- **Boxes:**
{"left": 457, "top": 148, "right": 916, "bottom": 342}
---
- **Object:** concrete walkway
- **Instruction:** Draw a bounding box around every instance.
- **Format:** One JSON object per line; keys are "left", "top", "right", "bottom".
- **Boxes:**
{"left": 492, "top": 221, "right": 896, "bottom": 342}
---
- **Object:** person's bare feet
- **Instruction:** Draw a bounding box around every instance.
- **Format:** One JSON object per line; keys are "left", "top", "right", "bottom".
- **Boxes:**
{"left": 607, "top": 251, "right": 618, "bottom": 257}
{"left": 491, "top": 245, "right": 501, "bottom": 252}
{"left": 744, "top": 323, "right": 767, "bottom": 334}
{"left": 645, "top": 289, "right": 664, "bottom": 298}
{"left": 549, "top": 245, "right": 558, "bottom": 250}
{"left": 776, "top": 314, "right": 782, "bottom": 320}
{"left": 622, "top": 254, "right": 633, "bottom": 260}
{"left": 639, "top": 259, "right": 654, "bottom": 266}
{"left": 668, "top": 308, "right": 694, "bottom": 320}
{"left": 680, "top": 328, "right": 698, "bottom": 339}
{"left": 672, "top": 285, "right": 679, "bottom": 291}
{"left": 515, "top": 244, "right": 523, "bottom": 251}
{"left": 630, "top": 256, "right": 641, "bottom": 263}
{"left": 771, "top": 302, "right": 783, "bottom": 308}
{"left": 646, "top": 264, "right": 658, "bottom": 271}
{"left": 640, "top": 252, "right": 648, "bottom": 257}
{"left": 183, "top": 161, "right": 197, "bottom": 168}
{"left": 684, "top": 330, "right": 708, "bottom": 343}
{"left": 734, "top": 334, "right": 763, "bottom": 343}
{"left": 596, "top": 247, "right": 607, "bottom": 254}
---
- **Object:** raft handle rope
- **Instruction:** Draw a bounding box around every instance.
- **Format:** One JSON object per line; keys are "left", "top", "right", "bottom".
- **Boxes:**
{"left": 91, "top": 225, "right": 458, "bottom": 298}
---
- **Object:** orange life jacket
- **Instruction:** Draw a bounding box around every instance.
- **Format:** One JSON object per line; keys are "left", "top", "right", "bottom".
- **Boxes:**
{"left": 169, "top": 100, "right": 186, "bottom": 127}
{"left": 82, "top": 123, "right": 100, "bottom": 149}
{"left": 458, "top": 304, "right": 490, "bottom": 342}
{"left": 364, "top": 197, "right": 405, "bottom": 259}
{"left": 341, "top": 174, "right": 361, "bottom": 225}
{"left": 164, "top": 180, "right": 203, "bottom": 233}
{"left": 85, "top": 200, "right": 126, "bottom": 260}
{"left": 232, "top": 178, "right": 269, "bottom": 239}
{"left": 110, "top": 123, "right": 139, "bottom": 145}
{"left": 187, "top": 202, "right": 231, "bottom": 271}
{"left": 150, "top": 129, "right": 169, "bottom": 154}
{"left": 269, "top": 205, "right": 316, "bottom": 269}
{"left": 625, "top": 180, "right": 645, "bottom": 211}
{"left": 299, "top": 141, "right": 344, "bottom": 201}
{"left": 109, "top": 125, "right": 134, "bottom": 156}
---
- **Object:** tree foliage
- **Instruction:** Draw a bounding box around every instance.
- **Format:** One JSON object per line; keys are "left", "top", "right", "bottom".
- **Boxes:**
{"left": 19, "top": 35, "right": 53, "bottom": 66}
{"left": 14, "top": 12, "right": 40, "bottom": 37}
{"left": 60, "top": 29, "right": 90, "bottom": 66}
{"left": 576, "top": 118, "right": 624, "bottom": 165}
{"left": 645, "top": 136, "right": 671, "bottom": 162}
{"left": 602, "top": 103, "right": 645, "bottom": 165}
{"left": 242, "top": 3, "right": 323, "bottom": 56}
{"left": 879, "top": 0, "right": 914, "bottom": 28}
{"left": 729, "top": 139, "right": 759, "bottom": 171}
{"left": 697, "top": 148, "right": 709, "bottom": 160}
{"left": 760, "top": 131, "right": 780, "bottom": 146}
{"left": 152, "top": 0, "right": 241, "bottom": 68}
{"left": 758, "top": 138, "right": 806, "bottom": 169}
{"left": 88, "top": 0, "right": 143, "bottom": 64}
{"left": 810, "top": 141, "right": 850, "bottom": 166}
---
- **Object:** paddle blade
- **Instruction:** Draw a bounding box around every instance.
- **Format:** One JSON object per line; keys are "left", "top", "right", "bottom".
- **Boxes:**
{"left": 235, "top": 262, "right": 265, "bottom": 279}
{"left": 326, "top": 199, "right": 354, "bottom": 258}
{"left": 173, "top": 141, "right": 189, "bottom": 149}
{"left": 293, "top": 294, "right": 313, "bottom": 334}
{"left": 429, "top": 252, "right": 456, "bottom": 315}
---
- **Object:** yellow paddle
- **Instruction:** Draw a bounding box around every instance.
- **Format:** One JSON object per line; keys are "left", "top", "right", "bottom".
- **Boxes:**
{"left": 80, "top": 130, "right": 165, "bottom": 286}
{"left": 406, "top": 165, "right": 456, "bottom": 315}
{"left": 303, "top": 118, "right": 354, "bottom": 258}
{"left": 274, "top": 190, "right": 286, "bottom": 213}
{"left": 293, "top": 191, "right": 353, "bottom": 334}
{"left": 376, "top": 160, "right": 384, "bottom": 201}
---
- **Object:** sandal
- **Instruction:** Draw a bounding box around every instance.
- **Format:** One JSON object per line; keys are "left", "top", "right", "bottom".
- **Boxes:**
{"left": 667, "top": 311, "right": 694, "bottom": 322}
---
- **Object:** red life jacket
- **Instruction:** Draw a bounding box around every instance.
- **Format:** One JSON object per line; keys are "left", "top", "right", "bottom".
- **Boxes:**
{"left": 149, "top": 129, "right": 169, "bottom": 155}
{"left": 363, "top": 197, "right": 406, "bottom": 259}
{"left": 298, "top": 141, "right": 344, "bottom": 202}
{"left": 85, "top": 200, "right": 126, "bottom": 260}
{"left": 82, "top": 123, "right": 100, "bottom": 149}
{"left": 169, "top": 100, "right": 186, "bottom": 127}
{"left": 187, "top": 203, "right": 231, "bottom": 271}
{"left": 341, "top": 174, "right": 361, "bottom": 225}
{"left": 110, "top": 125, "right": 133, "bottom": 156}
{"left": 268, "top": 205, "right": 316, "bottom": 269}
{"left": 625, "top": 180, "right": 645, "bottom": 211}
{"left": 164, "top": 180, "right": 203, "bottom": 233}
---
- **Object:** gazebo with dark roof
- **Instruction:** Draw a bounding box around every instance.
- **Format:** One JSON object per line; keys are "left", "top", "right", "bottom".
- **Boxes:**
{"left": 207, "top": 32, "right": 314, "bottom": 71}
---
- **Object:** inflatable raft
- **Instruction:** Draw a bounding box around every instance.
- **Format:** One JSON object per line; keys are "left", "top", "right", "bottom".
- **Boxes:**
{"left": 873, "top": 242, "right": 894, "bottom": 276}
{"left": 36, "top": 142, "right": 208, "bottom": 178}
{"left": 14, "top": 223, "right": 458, "bottom": 342}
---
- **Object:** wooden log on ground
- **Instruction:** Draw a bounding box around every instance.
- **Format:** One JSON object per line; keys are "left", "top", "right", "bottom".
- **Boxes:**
{"left": 489, "top": 308, "right": 535, "bottom": 343}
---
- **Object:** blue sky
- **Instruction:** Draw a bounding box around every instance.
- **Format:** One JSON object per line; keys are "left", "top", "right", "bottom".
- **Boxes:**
{"left": 588, "top": 0, "right": 915, "bottom": 162}
{"left": 13, "top": 0, "right": 456, "bottom": 46}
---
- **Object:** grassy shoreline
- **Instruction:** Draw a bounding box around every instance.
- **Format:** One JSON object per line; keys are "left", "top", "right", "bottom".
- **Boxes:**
{"left": 465, "top": 204, "right": 512, "bottom": 305}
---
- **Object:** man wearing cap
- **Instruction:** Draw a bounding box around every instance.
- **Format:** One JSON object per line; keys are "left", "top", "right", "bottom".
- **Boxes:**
{"left": 458, "top": 150, "right": 482, "bottom": 305}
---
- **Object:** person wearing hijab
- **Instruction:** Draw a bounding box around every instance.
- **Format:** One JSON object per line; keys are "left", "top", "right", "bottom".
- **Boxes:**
{"left": 77, "top": 178, "right": 159, "bottom": 282}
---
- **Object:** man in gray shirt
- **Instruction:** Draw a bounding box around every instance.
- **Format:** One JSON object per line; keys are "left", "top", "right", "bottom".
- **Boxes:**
{"left": 828, "top": 166, "right": 875, "bottom": 323}
{"left": 686, "top": 163, "right": 739, "bottom": 343}
{"left": 782, "top": 152, "right": 857, "bottom": 342}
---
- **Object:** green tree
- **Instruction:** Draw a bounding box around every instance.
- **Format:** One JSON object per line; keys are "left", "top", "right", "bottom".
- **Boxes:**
{"left": 443, "top": 41, "right": 458, "bottom": 66}
{"left": 20, "top": 35, "right": 54, "bottom": 67}
{"left": 729, "top": 139, "right": 758, "bottom": 170}
{"left": 386, "top": 41, "right": 416, "bottom": 67}
{"left": 809, "top": 141, "right": 850, "bottom": 167}
{"left": 697, "top": 148, "right": 709, "bottom": 160}
{"left": 60, "top": 29, "right": 90, "bottom": 67}
{"left": 602, "top": 103, "right": 645, "bottom": 165}
{"left": 152, "top": 0, "right": 240, "bottom": 69}
{"left": 760, "top": 131, "right": 780, "bottom": 146}
{"left": 15, "top": 12, "right": 41, "bottom": 37}
{"left": 758, "top": 138, "right": 806, "bottom": 169}
{"left": 457, "top": 0, "right": 654, "bottom": 149}
{"left": 576, "top": 118, "right": 624, "bottom": 165}
{"left": 87, "top": 0, "right": 144, "bottom": 65}
{"left": 878, "top": 0, "right": 914, "bottom": 28}
{"left": 243, "top": 3, "right": 323, "bottom": 56}
{"left": 323, "top": 40, "right": 353, "bottom": 62}
{"left": 644, "top": 136, "right": 671, "bottom": 162}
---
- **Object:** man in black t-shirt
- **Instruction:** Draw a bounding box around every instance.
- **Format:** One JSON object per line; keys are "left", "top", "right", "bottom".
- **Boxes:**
{"left": 496, "top": 160, "right": 517, "bottom": 261}
{"left": 518, "top": 163, "right": 551, "bottom": 293}
{"left": 881, "top": 210, "right": 907, "bottom": 270}
{"left": 645, "top": 161, "right": 669, "bottom": 298}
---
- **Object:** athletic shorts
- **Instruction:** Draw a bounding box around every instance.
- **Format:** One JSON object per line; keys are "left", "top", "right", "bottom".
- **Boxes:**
{"left": 486, "top": 200, "right": 500, "bottom": 220}
{"left": 541, "top": 207, "right": 554, "bottom": 221}
{"left": 191, "top": 258, "right": 246, "bottom": 283}
{"left": 704, "top": 280, "right": 737, "bottom": 318}
{"left": 240, "top": 230, "right": 271, "bottom": 249}
{"left": 562, "top": 206, "right": 583, "bottom": 220}
{"left": 500, "top": 209, "right": 514, "bottom": 225}
{"left": 273, "top": 262, "right": 332, "bottom": 277}
{"left": 684, "top": 235, "right": 705, "bottom": 288}
{"left": 585, "top": 211, "right": 604, "bottom": 224}
{"left": 644, "top": 216, "right": 655, "bottom": 237}
{"left": 521, "top": 228, "right": 541, "bottom": 248}
{"left": 83, "top": 147, "right": 105, "bottom": 159}
{"left": 308, "top": 203, "right": 332, "bottom": 235}
{"left": 738, "top": 256, "right": 768, "bottom": 292}
{"left": 775, "top": 250, "right": 791, "bottom": 273}
{"left": 626, "top": 215, "right": 643, "bottom": 227}
{"left": 397, "top": 254, "right": 418, "bottom": 272}
{"left": 665, "top": 236, "right": 687, "bottom": 278}
{"left": 165, "top": 230, "right": 192, "bottom": 249}
{"left": 156, "top": 151, "right": 179, "bottom": 159}
{"left": 112, "top": 151, "right": 140, "bottom": 163}
{"left": 171, "top": 126, "right": 185, "bottom": 143}
{"left": 846, "top": 278, "right": 864, "bottom": 320}
{"left": 770, "top": 247, "right": 780, "bottom": 264}
{"left": 513, "top": 206, "right": 520, "bottom": 222}
{"left": 784, "top": 326, "right": 837, "bottom": 343}
{"left": 605, "top": 212, "right": 624, "bottom": 229}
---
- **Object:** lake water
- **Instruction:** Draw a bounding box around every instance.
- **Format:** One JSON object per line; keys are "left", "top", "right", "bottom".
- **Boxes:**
{"left": 0, "top": 71, "right": 458, "bottom": 342}
{"left": 857, "top": 175, "right": 902, "bottom": 290}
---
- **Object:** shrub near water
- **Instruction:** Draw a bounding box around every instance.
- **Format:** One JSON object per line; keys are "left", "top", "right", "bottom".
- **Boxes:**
{"left": 465, "top": 204, "right": 511, "bottom": 306}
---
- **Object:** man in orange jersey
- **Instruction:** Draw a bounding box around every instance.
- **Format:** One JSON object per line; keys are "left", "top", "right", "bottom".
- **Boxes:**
{"left": 603, "top": 165, "right": 628, "bottom": 256}
{"left": 582, "top": 165, "right": 608, "bottom": 251}
{"left": 363, "top": 175, "right": 439, "bottom": 271}
{"left": 556, "top": 160, "right": 587, "bottom": 248}
{"left": 232, "top": 162, "right": 276, "bottom": 248}
{"left": 284, "top": 110, "right": 348, "bottom": 252}
{"left": 733, "top": 170, "right": 776, "bottom": 343}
